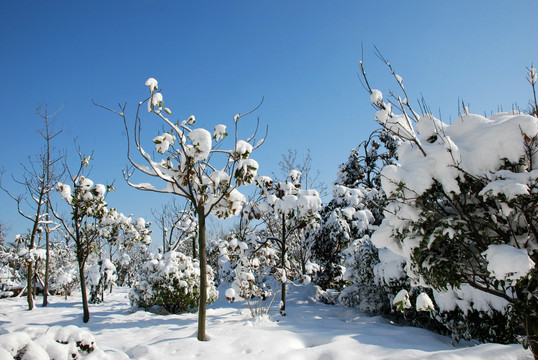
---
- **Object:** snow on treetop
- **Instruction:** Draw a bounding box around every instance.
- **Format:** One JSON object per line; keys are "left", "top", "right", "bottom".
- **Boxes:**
{"left": 234, "top": 140, "right": 253, "bottom": 158}
{"left": 381, "top": 112, "right": 538, "bottom": 197}
{"left": 148, "top": 92, "right": 163, "bottom": 113}
{"left": 186, "top": 128, "right": 212, "bottom": 161}
{"left": 145, "top": 77, "right": 158, "bottom": 93}
{"left": 213, "top": 124, "right": 227, "bottom": 141}
{"left": 483, "top": 244, "right": 535, "bottom": 282}
{"left": 479, "top": 170, "right": 538, "bottom": 201}
{"left": 153, "top": 133, "right": 176, "bottom": 154}
{"left": 370, "top": 89, "right": 383, "bottom": 106}
{"left": 57, "top": 182, "right": 72, "bottom": 203}
{"left": 77, "top": 176, "right": 93, "bottom": 190}
{"left": 288, "top": 169, "right": 302, "bottom": 182}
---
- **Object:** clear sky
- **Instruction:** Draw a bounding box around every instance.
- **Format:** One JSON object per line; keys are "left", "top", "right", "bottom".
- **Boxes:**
{"left": 1, "top": 1, "right": 537, "bottom": 243}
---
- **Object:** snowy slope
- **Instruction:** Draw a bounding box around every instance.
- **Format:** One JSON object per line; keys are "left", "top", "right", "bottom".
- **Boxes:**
{"left": 0, "top": 284, "right": 532, "bottom": 359}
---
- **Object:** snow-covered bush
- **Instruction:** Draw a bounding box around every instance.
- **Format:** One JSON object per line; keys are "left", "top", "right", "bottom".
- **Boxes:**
{"left": 312, "top": 129, "right": 398, "bottom": 300}
{"left": 115, "top": 242, "right": 151, "bottom": 287}
{"left": 339, "top": 236, "right": 391, "bottom": 313}
{"left": 55, "top": 265, "right": 78, "bottom": 299}
{"left": 0, "top": 325, "right": 108, "bottom": 359}
{"left": 130, "top": 251, "right": 218, "bottom": 314}
{"left": 361, "top": 57, "right": 538, "bottom": 355}
{"left": 219, "top": 234, "right": 280, "bottom": 319}
{"left": 86, "top": 256, "right": 117, "bottom": 304}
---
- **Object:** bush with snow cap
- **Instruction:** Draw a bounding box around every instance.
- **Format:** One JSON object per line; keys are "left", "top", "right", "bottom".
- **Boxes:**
{"left": 361, "top": 55, "right": 538, "bottom": 356}
{"left": 129, "top": 250, "right": 218, "bottom": 314}
{"left": 219, "top": 234, "right": 280, "bottom": 319}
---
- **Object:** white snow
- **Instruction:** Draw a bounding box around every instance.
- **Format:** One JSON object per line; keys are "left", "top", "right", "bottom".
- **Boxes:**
{"left": 234, "top": 140, "right": 253, "bottom": 158}
{"left": 213, "top": 124, "right": 227, "bottom": 141}
{"left": 145, "top": 78, "right": 158, "bottom": 93}
{"left": 483, "top": 244, "right": 535, "bottom": 282}
{"left": 370, "top": 89, "right": 383, "bottom": 106}
{"left": 0, "top": 286, "right": 531, "bottom": 359}
{"left": 416, "top": 293, "right": 435, "bottom": 312}
{"left": 186, "top": 128, "right": 212, "bottom": 161}
{"left": 433, "top": 283, "right": 509, "bottom": 314}
{"left": 393, "top": 289, "right": 411, "bottom": 311}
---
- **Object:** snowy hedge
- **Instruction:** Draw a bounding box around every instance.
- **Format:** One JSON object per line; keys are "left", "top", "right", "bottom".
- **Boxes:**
{"left": 129, "top": 251, "right": 218, "bottom": 314}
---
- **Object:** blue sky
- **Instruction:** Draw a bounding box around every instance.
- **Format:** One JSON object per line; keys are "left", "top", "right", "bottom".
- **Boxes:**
{"left": 1, "top": 1, "right": 537, "bottom": 243}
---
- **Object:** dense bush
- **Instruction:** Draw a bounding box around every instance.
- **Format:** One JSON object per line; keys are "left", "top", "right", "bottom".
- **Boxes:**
{"left": 129, "top": 251, "right": 218, "bottom": 314}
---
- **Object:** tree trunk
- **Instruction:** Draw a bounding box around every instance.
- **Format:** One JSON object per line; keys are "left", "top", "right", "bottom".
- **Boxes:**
{"left": 79, "top": 262, "right": 90, "bottom": 323}
{"left": 197, "top": 210, "right": 208, "bottom": 341}
{"left": 27, "top": 262, "right": 34, "bottom": 310}
{"left": 280, "top": 213, "right": 287, "bottom": 316}
{"left": 43, "top": 224, "right": 50, "bottom": 307}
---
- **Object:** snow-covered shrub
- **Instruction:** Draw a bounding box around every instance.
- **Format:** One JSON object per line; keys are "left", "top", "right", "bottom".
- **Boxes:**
{"left": 361, "top": 58, "right": 538, "bottom": 354}
{"left": 55, "top": 265, "right": 78, "bottom": 299}
{"left": 220, "top": 234, "right": 280, "bottom": 319}
{"left": 0, "top": 242, "right": 24, "bottom": 297}
{"left": 339, "top": 236, "right": 391, "bottom": 312}
{"left": 130, "top": 251, "right": 218, "bottom": 314}
{"left": 312, "top": 129, "right": 397, "bottom": 297}
{"left": 0, "top": 325, "right": 108, "bottom": 359}
{"left": 115, "top": 242, "right": 151, "bottom": 287}
{"left": 87, "top": 256, "right": 117, "bottom": 304}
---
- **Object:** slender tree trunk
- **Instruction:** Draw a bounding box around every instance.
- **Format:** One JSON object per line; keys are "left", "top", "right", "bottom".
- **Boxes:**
{"left": 27, "top": 262, "right": 34, "bottom": 310}
{"left": 162, "top": 217, "right": 167, "bottom": 253}
{"left": 197, "top": 209, "right": 208, "bottom": 341}
{"left": 43, "top": 218, "right": 50, "bottom": 306}
{"left": 280, "top": 214, "right": 287, "bottom": 316}
{"left": 79, "top": 261, "right": 90, "bottom": 323}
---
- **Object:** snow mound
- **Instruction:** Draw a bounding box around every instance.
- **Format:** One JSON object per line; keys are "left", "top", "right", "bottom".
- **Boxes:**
{"left": 0, "top": 325, "right": 108, "bottom": 359}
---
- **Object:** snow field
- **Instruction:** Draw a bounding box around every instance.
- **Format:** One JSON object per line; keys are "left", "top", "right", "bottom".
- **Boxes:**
{"left": 0, "top": 284, "right": 532, "bottom": 359}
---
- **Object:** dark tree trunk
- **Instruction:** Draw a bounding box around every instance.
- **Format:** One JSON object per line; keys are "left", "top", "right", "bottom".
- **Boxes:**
{"left": 27, "top": 262, "right": 34, "bottom": 310}
{"left": 197, "top": 209, "right": 207, "bottom": 341}
{"left": 42, "top": 224, "right": 50, "bottom": 307}
{"left": 79, "top": 262, "right": 90, "bottom": 323}
{"left": 280, "top": 213, "right": 287, "bottom": 316}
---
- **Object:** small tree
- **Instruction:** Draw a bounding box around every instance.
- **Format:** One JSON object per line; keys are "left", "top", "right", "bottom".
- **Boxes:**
{"left": 0, "top": 106, "right": 63, "bottom": 309}
{"left": 95, "top": 77, "right": 265, "bottom": 340}
{"left": 253, "top": 171, "right": 322, "bottom": 315}
{"left": 54, "top": 152, "right": 150, "bottom": 322}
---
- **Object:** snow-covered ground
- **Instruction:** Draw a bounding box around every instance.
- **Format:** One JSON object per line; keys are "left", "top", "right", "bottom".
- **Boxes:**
{"left": 0, "top": 284, "right": 532, "bottom": 359}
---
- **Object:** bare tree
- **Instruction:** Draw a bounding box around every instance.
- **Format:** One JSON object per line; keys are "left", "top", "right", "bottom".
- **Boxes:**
{"left": 0, "top": 105, "right": 63, "bottom": 309}
{"left": 152, "top": 200, "right": 197, "bottom": 255}
{"left": 274, "top": 149, "right": 328, "bottom": 198}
